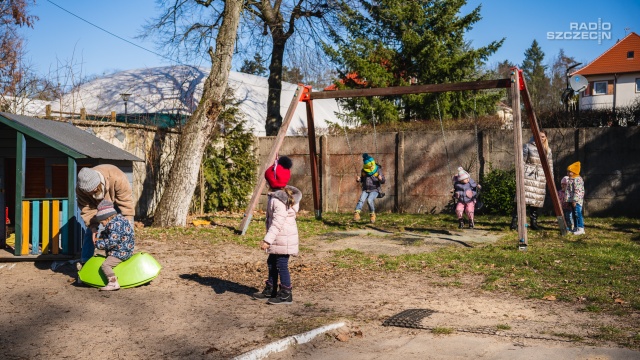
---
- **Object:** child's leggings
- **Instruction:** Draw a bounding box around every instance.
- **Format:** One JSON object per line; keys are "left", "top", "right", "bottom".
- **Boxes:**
{"left": 267, "top": 254, "right": 291, "bottom": 288}
{"left": 455, "top": 201, "right": 475, "bottom": 220}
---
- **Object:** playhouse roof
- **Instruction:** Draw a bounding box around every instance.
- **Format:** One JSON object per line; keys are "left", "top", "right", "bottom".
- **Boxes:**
{"left": 0, "top": 112, "right": 142, "bottom": 162}
{"left": 573, "top": 32, "right": 640, "bottom": 76}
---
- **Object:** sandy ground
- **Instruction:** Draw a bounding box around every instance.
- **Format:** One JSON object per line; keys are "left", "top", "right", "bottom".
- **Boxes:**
{"left": 1, "top": 226, "right": 639, "bottom": 360}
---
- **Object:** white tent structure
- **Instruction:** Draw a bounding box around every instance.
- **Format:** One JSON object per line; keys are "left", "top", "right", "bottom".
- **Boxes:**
{"left": 49, "top": 65, "right": 341, "bottom": 135}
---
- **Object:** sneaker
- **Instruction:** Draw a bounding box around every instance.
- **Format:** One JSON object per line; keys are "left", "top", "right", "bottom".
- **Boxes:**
{"left": 75, "top": 262, "right": 84, "bottom": 271}
{"left": 252, "top": 283, "right": 276, "bottom": 299}
{"left": 572, "top": 227, "right": 585, "bottom": 235}
{"left": 353, "top": 211, "right": 361, "bottom": 221}
{"left": 370, "top": 213, "right": 376, "bottom": 224}
{"left": 99, "top": 276, "right": 120, "bottom": 291}
{"left": 268, "top": 287, "right": 293, "bottom": 305}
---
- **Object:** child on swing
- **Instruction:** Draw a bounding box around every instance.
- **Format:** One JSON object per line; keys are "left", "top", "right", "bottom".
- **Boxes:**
{"left": 452, "top": 166, "right": 480, "bottom": 229}
{"left": 354, "top": 153, "right": 385, "bottom": 224}
{"left": 253, "top": 156, "right": 302, "bottom": 304}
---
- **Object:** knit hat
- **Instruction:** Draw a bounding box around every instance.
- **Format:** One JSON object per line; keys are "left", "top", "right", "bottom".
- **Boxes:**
{"left": 362, "top": 153, "right": 379, "bottom": 176}
{"left": 265, "top": 156, "right": 292, "bottom": 189}
{"left": 567, "top": 161, "right": 581, "bottom": 177}
{"left": 77, "top": 167, "right": 101, "bottom": 192}
{"left": 456, "top": 166, "right": 470, "bottom": 181}
{"left": 95, "top": 199, "right": 117, "bottom": 221}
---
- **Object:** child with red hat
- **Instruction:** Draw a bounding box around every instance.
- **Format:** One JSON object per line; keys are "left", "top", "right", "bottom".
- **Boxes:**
{"left": 253, "top": 156, "right": 302, "bottom": 305}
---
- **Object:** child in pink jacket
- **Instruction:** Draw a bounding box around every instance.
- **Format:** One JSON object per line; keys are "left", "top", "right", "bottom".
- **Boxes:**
{"left": 253, "top": 156, "right": 302, "bottom": 305}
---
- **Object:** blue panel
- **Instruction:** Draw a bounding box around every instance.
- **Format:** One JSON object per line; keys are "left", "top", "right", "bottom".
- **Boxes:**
{"left": 31, "top": 201, "right": 40, "bottom": 255}
{"left": 61, "top": 200, "right": 69, "bottom": 254}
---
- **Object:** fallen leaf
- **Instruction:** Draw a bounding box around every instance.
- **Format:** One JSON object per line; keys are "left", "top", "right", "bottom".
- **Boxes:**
{"left": 614, "top": 298, "right": 625, "bottom": 304}
{"left": 542, "top": 295, "right": 557, "bottom": 301}
{"left": 336, "top": 333, "right": 350, "bottom": 342}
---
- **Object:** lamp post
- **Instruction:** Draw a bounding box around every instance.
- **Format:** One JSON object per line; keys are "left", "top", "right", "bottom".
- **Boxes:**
{"left": 120, "top": 93, "right": 131, "bottom": 122}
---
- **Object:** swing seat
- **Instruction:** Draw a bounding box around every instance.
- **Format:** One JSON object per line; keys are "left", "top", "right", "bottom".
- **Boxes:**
{"left": 78, "top": 252, "right": 162, "bottom": 289}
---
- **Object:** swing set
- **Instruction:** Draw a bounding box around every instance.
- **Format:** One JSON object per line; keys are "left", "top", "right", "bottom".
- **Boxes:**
{"left": 238, "top": 68, "right": 568, "bottom": 250}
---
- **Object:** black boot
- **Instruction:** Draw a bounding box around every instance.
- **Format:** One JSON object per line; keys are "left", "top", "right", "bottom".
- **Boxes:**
{"left": 510, "top": 214, "right": 518, "bottom": 230}
{"left": 458, "top": 218, "right": 465, "bottom": 229}
{"left": 530, "top": 208, "right": 540, "bottom": 230}
{"left": 252, "top": 282, "right": 276, "bottom": 299}
{"left": 268, "top": 285, "right": 293, "bottom": 305}
{"left": 469, "top": 219, "right": 474, "bottom": 229}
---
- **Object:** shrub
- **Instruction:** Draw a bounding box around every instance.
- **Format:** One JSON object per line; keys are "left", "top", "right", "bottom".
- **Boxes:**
{"left": 480, "top": 165, "right": 515, "bottom": 215}
{"left": 192, "top": 107, "right": 258, "bottom": 213}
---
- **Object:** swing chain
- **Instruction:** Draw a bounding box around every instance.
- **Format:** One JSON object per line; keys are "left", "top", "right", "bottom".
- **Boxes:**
{"left": 436, "top": 96, "right": 452, "bottom": 175}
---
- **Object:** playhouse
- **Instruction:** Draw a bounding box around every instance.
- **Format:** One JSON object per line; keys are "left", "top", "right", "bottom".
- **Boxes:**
{"left": 0, "top": 112, "right": 142, "bottom": 260}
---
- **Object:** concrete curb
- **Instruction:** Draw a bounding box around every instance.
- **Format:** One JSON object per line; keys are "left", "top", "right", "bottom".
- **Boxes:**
{"left": 233, "top": 321, "right": 346, "bottom": 360}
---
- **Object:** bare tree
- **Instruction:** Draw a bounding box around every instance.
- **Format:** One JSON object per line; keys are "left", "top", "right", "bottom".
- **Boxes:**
{"left": 0, "top": 0, "right": 37, "bottom": 96}
{"left": 142, "top": 0, "right": 346, "bottom": 135}
{"left": 152, "top": 0, "right": 243, "bottom": 227}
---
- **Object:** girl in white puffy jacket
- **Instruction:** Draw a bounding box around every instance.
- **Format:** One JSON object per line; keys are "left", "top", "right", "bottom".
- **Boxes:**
{"left": 253, "top": 156, "right": 301, "bottom": 305}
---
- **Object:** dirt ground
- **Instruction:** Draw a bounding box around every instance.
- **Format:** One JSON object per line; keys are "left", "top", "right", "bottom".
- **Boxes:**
{"left": 1, "top": 226, "right": 639, "bottom": 360}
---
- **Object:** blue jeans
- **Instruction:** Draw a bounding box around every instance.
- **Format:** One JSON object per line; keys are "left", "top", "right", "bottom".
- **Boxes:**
{"left": 355, "top": 191, "right": 378, "bottom": 213}
{"left": 267, "top": 254, "right": 291, "bottom": 288}
{"left": 563, "top": 208, "right": 574, "bottom": 231}
{"left": 572, "top": 204, "right": 584, "bottom": 229}
{"left": 80, "top": 223, "right": 104, "bottom": 263}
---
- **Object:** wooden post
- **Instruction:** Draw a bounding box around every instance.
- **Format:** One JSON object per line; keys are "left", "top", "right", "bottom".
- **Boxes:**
{"left": 396, "top": 131, "right": 405, "bottom": 213}
{"left": 519, "top": 74, "right": 567, "bottom": 235}
{"left": 111, "top": 111, "right": 116, "bottom": 122}
{"left": 304, "top": 90, "right": 321, "bottom": 219}
{"left": 45, "top": 104, "right": 52, "bottom": 119}
{"left": 511, "top": 69, "right": 528, "bottom": 250}
{"left": 320, "top": 135, "right": 329, "bottom": 213}
{"left": 238, "top": 85, "right": 305, "bottom": 235}
{"left": 80, "top": 108, "right": 87, "bottom": 120}
{"left": 14, "top": 132, "right": 26, "bottom": 255}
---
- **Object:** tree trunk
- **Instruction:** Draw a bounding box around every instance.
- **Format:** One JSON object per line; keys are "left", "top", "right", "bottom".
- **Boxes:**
{"left": 265, "top": 36, "right": 288, "bottom": 136}
{"left": 153, "top": 0, "right": 243, "bottom": 227}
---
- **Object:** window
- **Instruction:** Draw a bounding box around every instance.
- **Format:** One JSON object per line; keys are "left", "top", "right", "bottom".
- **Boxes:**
{"left": 636, "top": 78, "right": 640, "bottom": 93}
{"left": 593, "top": 81, "right": 607, "bottom": 95}
{"left": 628, "top": 51, "right": 635, "bottom": 59}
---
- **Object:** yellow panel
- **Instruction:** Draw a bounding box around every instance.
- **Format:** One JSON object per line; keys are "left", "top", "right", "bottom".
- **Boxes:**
{"left": 42, "top": 201, "right": 50, "bottom": 254}
{"left": 21, "top": 202, "right": 30, "bottom": 255}
{"left": 52, "top": 200, "right": 60, "bottom": 255}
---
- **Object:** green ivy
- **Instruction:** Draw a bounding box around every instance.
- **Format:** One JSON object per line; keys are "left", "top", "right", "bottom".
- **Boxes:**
{"left": 481, "top": 165, "right": 515, "bottom": 215}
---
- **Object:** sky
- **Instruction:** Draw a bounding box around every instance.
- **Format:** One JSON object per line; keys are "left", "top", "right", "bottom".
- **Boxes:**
{"left": 19, "top": 0, "right": 640, "bottom": 81}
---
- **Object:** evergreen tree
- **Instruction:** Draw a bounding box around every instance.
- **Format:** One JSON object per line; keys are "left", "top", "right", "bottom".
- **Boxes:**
{"left": 324, "top": 0, "right": 503, "bottom": 124}
{"left": 240, "top": 53, "right": 268, "bottom": 76}
{"left": 521, "top": 39, "right": 551, "bottom": 111}
{"left": 195, "top": 108, "right": 258, "bottom": 212}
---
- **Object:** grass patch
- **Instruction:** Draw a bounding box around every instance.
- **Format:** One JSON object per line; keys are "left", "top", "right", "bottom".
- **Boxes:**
{"left": 496, "top": 324, "right": 511, "bottom": 330}
{"left": 431, "top": 327, "right": 454, "bottom": 335}
{"left": 138, "top": 212, "right": 640, "bottom": 348}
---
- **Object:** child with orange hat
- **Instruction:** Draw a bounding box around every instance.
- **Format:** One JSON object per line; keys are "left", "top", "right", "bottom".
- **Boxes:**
{"left": 566, "top": 161, "right": 585, "bottom": 235}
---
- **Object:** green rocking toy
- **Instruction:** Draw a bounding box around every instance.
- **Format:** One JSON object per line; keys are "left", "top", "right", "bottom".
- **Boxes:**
{"left": 78, "top": 252, "right": 162, "bottom": 289}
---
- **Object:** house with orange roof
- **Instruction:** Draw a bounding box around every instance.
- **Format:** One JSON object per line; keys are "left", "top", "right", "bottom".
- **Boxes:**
{"left": 572, "top": 32, "right": 640, "bottom": 112}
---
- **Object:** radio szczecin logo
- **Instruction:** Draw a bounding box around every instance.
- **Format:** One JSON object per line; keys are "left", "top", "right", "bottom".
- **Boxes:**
{"left": 547, "top": 19, "right": 611, "bottom": 44}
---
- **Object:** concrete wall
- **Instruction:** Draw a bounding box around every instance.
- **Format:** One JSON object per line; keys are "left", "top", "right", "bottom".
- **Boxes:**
{"left": 256, "top": 127, "right": 640, "bottom": 217}
{"left": 73, "top": 122, "right": 180, "bottom": 219}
